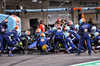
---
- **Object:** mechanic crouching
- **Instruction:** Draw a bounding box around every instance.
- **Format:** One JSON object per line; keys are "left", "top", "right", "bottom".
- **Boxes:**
{"left": 0, "top": 19, "right": 16, "bottom": 57}
{"left": 36, "top": 33, "right": 51, "bottom": 54}
{"left": 64, "top": 32, "right": 78, "bottom": 53}
{"left": 50, "top": 26, "right": 69, "bottom": 53}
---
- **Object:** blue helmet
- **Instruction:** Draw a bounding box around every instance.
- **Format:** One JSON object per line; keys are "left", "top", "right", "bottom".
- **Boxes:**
{"left": 64, "top": 32, "right": 70, "bottom": 38}
{"left": 36, "top": 28, "right": 41, "bottom": 33}
{"left": 68, "top": 21, "right": 73, "bottom": 26}
{"left": 79, "top": 18, "right": 85, "bottom": 25}
{"left": 40, "top": 33, "right": 45, "bottom": 37}
{"left": 52, "top": 27, "right": 57, "bottom": 31}
{"left": 57, "top": 26, "right": 62, "bottom": 30}
{"left": 25, "top": 30, "right": 30, "bottom": 36}
{"left": 91, "top": 26, "right": 96, "bottom": 32}
{"left": 94, "top": 32, "right": 99, "bottom": 37}
{"left": 74, "top": 24, "right": 79, "bottom": 30}
{"left": 65, "top": 26, "right": 70, "bottom": 32}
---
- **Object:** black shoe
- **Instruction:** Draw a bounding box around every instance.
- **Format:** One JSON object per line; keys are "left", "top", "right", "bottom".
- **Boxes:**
{"left": 83, "top": 50, "right": 86, "bottom": 53}
{"left": 40, "top": 51, "right": 44, "bottom": 54}
{"left": 8, "top": 53, "right": 14, "bottom": 57}
{"left": 54, "top": 51, "right": 57, "bottom": 53}
{"left": 89, "top": 53, "right": 91, "bottom": 56}
{"left": 46, "top": 51, "right": 49, "bottom": 55}
{"left": 0, "top": 53, "right": 1, "bottom": 57}
{"left": 75, "top": 53, "right": 81, "bottom": 56}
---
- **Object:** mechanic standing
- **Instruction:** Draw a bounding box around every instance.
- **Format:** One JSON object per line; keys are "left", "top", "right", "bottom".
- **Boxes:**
{"left": 75, "top": 14, "right": 92, "bottom": 56}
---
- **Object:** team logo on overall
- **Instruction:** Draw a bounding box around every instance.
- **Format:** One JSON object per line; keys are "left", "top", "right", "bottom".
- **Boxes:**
{"left": 41, "top": 39, "right": 44, "bottom": 42}
{"left": 84, "top": 29, "right": 88, "bottom": 32}
{"left": 2, "top": 28, "right": 5, "bottom": 32}
{"left": 57, "top": 29, "right": 61, "bottom": 32}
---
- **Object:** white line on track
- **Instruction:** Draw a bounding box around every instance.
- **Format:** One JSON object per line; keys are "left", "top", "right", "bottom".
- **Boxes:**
{"left": 74, "top": 56, "right": 100, "bottom": 59}
{"left": 69, "top": 60, "right": 100, "bottom": 66}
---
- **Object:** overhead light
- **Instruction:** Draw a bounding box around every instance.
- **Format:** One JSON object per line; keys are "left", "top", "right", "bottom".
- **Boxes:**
{"left": 19, "top": 6, "right": 23, "bottom": 9}
{"left": 66, "top": 1, "right": 69, "bottom": 3}
{"left": 39, "top": 1, "right": 42, "bottom": 3}
{"left": 3, "top": 0, "right": 6, "bottom": 2}
{"left": 32, "top": 0, "right": 37, "bottom": 2}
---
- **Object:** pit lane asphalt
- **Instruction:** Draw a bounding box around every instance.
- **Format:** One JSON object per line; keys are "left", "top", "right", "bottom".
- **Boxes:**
{"left": 0, "top": 51, "right": 100, "bottom": 66}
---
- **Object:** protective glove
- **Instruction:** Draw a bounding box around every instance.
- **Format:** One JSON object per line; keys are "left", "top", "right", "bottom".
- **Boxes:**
{"left": 89, "top": 34, "right": 91, "bottom": 37}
